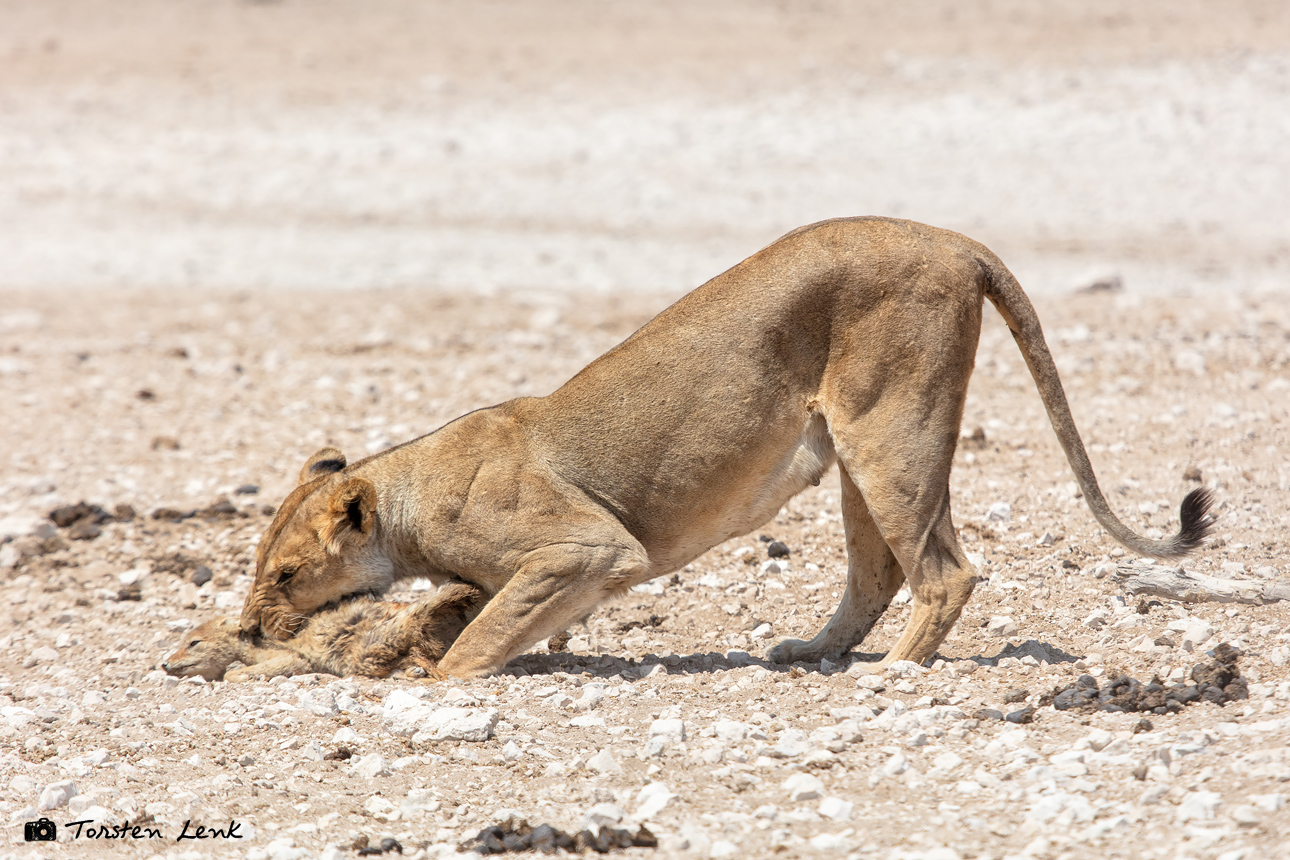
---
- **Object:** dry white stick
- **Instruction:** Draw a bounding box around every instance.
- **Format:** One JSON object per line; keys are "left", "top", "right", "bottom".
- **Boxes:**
{"left": 1117, "top": 564, "right": 1290, "bottom": 605}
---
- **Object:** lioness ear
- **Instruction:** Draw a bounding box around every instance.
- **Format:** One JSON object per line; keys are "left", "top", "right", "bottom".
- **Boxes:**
{"left": 322, "top": 477, "right": 377, "bottom": 553}
{"left": 299, "top": 447, "right": 347, "bottom": 484}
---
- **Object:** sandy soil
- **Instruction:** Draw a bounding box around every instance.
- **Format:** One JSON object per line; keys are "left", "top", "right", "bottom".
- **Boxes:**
{"left": 3, "top": 1, "right": 1290, "bottom": 296}
{"left": 2, "top": 3, "right": 1290, "bottom": 859}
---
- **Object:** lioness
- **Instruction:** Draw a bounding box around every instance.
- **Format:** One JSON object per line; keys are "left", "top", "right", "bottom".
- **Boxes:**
{"left": 165, "top": 581, "right": 484, "bottom": 681}
{"left": 240, "top": 217, "right": 1214, "bottom": 679}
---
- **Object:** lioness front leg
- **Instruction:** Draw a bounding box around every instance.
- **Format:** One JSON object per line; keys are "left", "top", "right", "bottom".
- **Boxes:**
{"left": 438, "top": 541, "right": 648, "bottom": 679}
{"left": 769, "top": 465, "right": 905, "bottom": 664}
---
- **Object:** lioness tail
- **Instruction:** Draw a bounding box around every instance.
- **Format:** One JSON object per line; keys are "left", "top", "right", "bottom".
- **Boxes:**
{"left": 977, "top": 253, "right": 1215, "bottom": 560}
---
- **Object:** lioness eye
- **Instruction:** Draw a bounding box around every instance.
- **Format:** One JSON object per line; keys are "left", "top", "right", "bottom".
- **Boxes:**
{"left": 277, "top": 567, "right": 297, "bottom": 586}
{"left": 189, "top": 639, "right": 200, "bottom": 648}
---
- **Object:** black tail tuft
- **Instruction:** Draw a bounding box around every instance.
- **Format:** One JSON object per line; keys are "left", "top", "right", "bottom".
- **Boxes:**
{"left": 1176, "top": 487, "right": 1218, "bottom": 553}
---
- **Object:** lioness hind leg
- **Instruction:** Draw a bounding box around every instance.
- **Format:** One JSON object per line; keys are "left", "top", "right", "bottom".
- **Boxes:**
{"left": 871, "top": 500, "right": 977, "bottom": 668}
{"left": 825, "top": 399, "right": 975, "bottom": 670}
{"left": 829, "top": 422, "right": 979, "bottom": 668}
{"left": 768, "top": 464, "right": 904, "bottom": 664}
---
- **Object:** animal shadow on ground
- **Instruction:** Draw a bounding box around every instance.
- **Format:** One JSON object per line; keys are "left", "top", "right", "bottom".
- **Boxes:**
{"left": 509, "top": 650, "right": 800, "bottom": 681}
{"left": 975, "top": 639, "right": 1085, "bottom": 667}
{"left": 507, "top": 640, "right": 1083, "bottom": 680}
{"left": 507, "top": 648, "right": 907, "bottom": 680}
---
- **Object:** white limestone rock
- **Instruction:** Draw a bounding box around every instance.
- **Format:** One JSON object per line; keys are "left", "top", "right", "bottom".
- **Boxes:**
{"left": 1176, "top": 790, "right": 1223, "bottom": 823}
{"left": 38, "top": 780, "right": 77, "bottom": 810}
{"left": 635, "top": 782, "right": 677, "bottom": 819}
{"left": 296, "top": 689, "right": 339, "bottom": 717}
{"left": 350, "top": 753, "right": 389, "bottom": 779}
{"left": 986, "top": 616, "right": 1018, "bottom": 637}
{"left": 818, "top": 796, "right": 853, "bottom": 821}
{"left": 649, "top": 717, "right": 686, "bottom": 743}
{"left": 586, "top": 749, "right": 622, "bottom": 775}
{"left": 783, "top": 773, "right": 824, "bottom": 801}
{"left": 380, "top": 690, "right": 498, "bottom": 742}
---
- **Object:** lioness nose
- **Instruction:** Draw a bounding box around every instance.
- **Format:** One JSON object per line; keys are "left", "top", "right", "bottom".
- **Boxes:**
{"left": 239, "top": 614, "right": 260, "bottom": 635}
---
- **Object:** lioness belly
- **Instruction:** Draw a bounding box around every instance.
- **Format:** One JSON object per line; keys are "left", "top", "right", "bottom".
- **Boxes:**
{"left": 649, "top": 412, "right": 836, "bottom": 575}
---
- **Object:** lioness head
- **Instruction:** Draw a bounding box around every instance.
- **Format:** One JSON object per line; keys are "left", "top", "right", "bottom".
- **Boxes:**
{"left": 239, "top": 447, "right": 393, "bottom": 640}
{"left": 162, "top": 617, "right": 244, "bottom": 681}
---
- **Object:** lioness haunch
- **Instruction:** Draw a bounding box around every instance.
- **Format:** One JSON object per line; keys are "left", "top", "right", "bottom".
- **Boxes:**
{"left": 165, "top": 581, "right": 484, "bottom": 681}
{"left": 240, "top": 217, "right": 1214, "bottom": 679}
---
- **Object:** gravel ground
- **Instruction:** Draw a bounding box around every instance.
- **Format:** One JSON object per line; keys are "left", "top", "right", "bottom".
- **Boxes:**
{"left": 3, "top": 2, "right": 1290, "bottom": 296}
{"left": 3, "top": 2, "right": 1290, "bottom": 859}
{"left": 3, "top": 286, "right": 1290, "bottom": 860}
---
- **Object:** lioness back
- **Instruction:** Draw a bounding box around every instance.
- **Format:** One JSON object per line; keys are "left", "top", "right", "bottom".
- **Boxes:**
{"left": 518, "top": 217, "right": 988, "bottom": 569}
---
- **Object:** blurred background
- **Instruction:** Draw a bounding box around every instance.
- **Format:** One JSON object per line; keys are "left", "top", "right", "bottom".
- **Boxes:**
{"left": 2, "top": 0, "right": 1288, "bottom": 297}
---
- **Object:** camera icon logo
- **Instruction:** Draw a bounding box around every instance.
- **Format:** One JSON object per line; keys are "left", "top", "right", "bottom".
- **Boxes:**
{"left": 24, "top": 817, "right": 57, "bottom": 842}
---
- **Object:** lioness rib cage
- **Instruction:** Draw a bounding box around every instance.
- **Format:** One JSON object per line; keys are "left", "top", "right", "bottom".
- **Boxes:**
{"left": 240, "top": 217, "right": 1215, "bottom": 679}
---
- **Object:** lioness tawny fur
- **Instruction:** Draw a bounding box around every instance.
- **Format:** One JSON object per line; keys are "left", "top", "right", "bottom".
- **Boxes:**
{"left": 240, "top": 217, "right": 1214, "bottom": 678}
{"left": 166, "top": 581, "right": 484, "bottom": 681}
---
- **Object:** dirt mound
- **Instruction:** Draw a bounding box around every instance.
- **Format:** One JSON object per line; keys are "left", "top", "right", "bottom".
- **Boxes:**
{"left": 1048, "top": 644, "right": 1248, "bottom": 715}
{"left": 47, "top": 500, "right": 134, "bottom": 540}
{"left": 48, "top": 501, "right": 112, "bottom": 528}
{"left": 463, "top": 817, "right": 657, "bottom": 855}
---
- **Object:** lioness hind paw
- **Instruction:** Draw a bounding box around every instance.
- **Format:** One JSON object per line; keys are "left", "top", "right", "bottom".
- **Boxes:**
{"left": 766, "top": 638, "right": 810, "bottom": 664}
